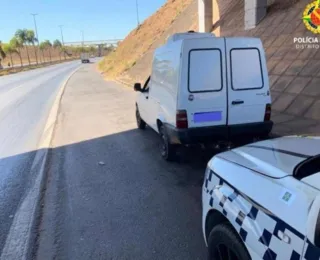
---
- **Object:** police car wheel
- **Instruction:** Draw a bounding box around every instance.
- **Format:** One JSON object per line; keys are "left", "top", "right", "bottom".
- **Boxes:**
{"left": 136, "top": 107, "right": 146, "bottom": 130}
{"left": 208, "top": 223, "right": 251, "bottom": 260}
{"left": 159, "top": 125, "right": 176, "bottom": 161}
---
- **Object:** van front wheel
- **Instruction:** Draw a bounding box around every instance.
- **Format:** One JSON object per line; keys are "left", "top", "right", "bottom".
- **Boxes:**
{"left": 159, "top": 125, "right": 177, "bottom": 161}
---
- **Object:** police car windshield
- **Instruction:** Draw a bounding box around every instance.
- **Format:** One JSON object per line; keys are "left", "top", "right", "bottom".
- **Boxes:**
{"left": 294, "top": 155, "right": 320, "bottom": 180}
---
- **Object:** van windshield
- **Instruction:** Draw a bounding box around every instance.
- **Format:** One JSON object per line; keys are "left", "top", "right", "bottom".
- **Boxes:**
{"left": 230, "top": 48, "right": 263, "bottom": 90}
{"left": 188, "top": 49, "right": 222, "bottom": 93}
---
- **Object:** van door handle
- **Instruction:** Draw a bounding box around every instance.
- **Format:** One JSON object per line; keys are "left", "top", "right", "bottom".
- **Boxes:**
{"left": 232, "top": 100, "right": 244, "bottom": 105}
{"left": 145, "top": 96, "right": 149, "bottom": 100}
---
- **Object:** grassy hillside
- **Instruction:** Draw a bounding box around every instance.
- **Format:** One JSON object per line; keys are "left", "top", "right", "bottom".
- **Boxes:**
{"left": 98, "top": 0, "right": 194, "bottom": 81}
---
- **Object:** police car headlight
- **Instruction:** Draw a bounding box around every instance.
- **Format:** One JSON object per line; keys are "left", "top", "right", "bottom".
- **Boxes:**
{"left": 204, "top": 166, "right": 211, "bottom": 180}
{"left": 204, "top": 166, "right": 212, "bottom": 187}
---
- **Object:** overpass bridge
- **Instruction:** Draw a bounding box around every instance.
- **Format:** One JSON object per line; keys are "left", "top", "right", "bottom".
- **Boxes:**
{"left": 63, "top": 39, "right": 123, "bottom": 47}
{"left": 64, "top": 39, "right": 123, "bottom": 57}
{"left": 199, "top": 0, "right": 267, "bottom": 32}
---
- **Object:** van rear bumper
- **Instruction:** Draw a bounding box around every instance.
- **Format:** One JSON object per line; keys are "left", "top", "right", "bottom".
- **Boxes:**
{"left": 164, "top": 121, "right": 273, "bottom": 145}
{"left": 229, "top": 121, "right": 273, "bottom": 139}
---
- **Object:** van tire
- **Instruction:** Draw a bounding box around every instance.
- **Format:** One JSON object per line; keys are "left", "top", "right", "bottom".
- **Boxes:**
{"left": 159, "top": 125, "right": 176, "bottom": 161}
{"left": 207, "top": 223, "right": 251, "bottom": 260}
{"left": 136, "top": 107, "right": 146, "bottom": 129}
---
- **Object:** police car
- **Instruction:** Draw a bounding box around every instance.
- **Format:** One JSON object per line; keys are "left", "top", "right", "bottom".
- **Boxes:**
{"left": 202, "top": 136, "right": 320, "bottom": 260}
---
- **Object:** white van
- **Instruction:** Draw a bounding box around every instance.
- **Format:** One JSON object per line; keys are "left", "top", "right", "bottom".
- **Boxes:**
{"left": 134, "top": 32, "right": 273, "bottom": 161}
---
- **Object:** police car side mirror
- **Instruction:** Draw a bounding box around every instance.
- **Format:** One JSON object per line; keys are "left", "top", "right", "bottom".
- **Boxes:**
{"left": 307, "top": 194, "right": 320, "bottom": 247}
{"left": 134, "top": 83, "right": 142, "bottom": 92}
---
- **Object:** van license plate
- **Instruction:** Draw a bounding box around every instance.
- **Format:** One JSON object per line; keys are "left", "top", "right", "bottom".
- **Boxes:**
{"left": 194, "top": 111, "right": 222, "bottom": 123}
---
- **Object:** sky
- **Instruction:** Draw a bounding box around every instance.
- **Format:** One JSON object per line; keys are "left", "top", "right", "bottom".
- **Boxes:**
{"left": 0, "top": 0, "right": 166, "bottom": 44}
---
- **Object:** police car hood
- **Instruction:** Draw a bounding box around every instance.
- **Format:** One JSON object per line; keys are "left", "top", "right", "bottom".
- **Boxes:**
{"left": 217, "top": 136, "right": 320, "bottom": 181}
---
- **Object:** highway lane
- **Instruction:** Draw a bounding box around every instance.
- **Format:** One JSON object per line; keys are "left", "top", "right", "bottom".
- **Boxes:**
{"left": 36, "top": 64, "right": 209, "bottom": 259}
{"left": 0, "top": 60, "right": 82, "bottom": 255}
{"left": 1, "top": 59, "right": 72, "bottom": 70}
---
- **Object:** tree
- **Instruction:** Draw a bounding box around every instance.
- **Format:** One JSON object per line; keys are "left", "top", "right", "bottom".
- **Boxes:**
{"left": 39, "top": 42, "right": 46, "bottom": 62}
{"left": 15, "top": 29, "right": 31, "bottom": 65}
{"left": 89, "top": 46, "right": 96, "bottom": 56}
{"left": 10, "top": 37, "right": 23, "bottom": 67}
{"left": 2, "top": 42, "right": 18, "bottom": 68}
{"left": 53, "top": 39, "right": 62, "bottom": 61}
{"left": 43, "top": 40, "right": 52, "bottom": 62}
{"left": 61, "top": 46, "right": 68, "bottom": 60}
{"left": 0, "top": 41, "right": 6, "bottom": 67}
{"left": 26, "top": 30, "right": 38, "bottom": 64}
{"left": 75, "top": 46, "right": 83, "bottom": 57}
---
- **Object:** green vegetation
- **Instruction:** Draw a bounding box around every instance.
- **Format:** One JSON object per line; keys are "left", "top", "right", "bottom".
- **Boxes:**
{"left": 1, "top": 28, "right": 99, "bottom": 70}
{"left": 9, "top": 37, "right": 23, "bottom": 67}
{"left": 15, "top": 29, "right": 31, "bottom": 65}
{"left": 2, "top": 42, "right": 17, "bottom": 67}
{"left": 26, "top": 29, "right": 38, "bottom": 64}
{"left": 40, "top": 40, "right": 53, "bottom": 62}
{"left": 0, "top": 41, "right": 6, "bottom": 60}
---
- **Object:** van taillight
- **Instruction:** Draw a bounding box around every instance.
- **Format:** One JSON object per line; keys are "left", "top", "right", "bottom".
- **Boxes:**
{"left": 176, "top": 110, "right": 188, "bottom": 129}
{"left": 264, "top": 104, "right": 271, "bottom": 121}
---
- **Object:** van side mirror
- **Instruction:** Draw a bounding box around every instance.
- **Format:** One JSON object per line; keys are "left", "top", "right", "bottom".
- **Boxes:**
{"left": 134, "top": 83, "right": 142, "bottom": 92}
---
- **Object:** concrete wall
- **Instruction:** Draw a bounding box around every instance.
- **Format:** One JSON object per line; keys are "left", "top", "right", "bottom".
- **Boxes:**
{"left": 198, "top": 0, "right": 267, "bottom": 32}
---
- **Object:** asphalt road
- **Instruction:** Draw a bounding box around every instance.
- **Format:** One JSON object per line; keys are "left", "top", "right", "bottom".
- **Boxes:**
{"left": 36, "top": 64, "right": 211, "bottom": 259}
{"left": 0, "top": 60, "right": 82, "bottom": 255}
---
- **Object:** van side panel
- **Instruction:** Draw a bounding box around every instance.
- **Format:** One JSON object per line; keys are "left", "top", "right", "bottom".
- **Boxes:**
{"left": 148, "top": 41, "right": 181, "bottom": 130}
{"left": 225, "top": 38, "right": 271, "bottom": 126}
{"left": 179, "top": 38, "right": 228, "bottom": 131}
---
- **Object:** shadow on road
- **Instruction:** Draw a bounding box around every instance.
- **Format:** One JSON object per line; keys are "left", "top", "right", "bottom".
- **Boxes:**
{"left": 34, "top": 125, "right": 216, "bottom": 260}
{"left": 0, "top": 150, "right": 39, "bottom": 256}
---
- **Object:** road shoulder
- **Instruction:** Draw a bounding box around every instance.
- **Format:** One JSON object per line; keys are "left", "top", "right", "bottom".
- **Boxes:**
{"left": 0, "top": 66, "right": 81, "bottom": 260}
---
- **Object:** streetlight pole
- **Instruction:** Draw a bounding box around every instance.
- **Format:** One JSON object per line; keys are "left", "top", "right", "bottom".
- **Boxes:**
{"left": 31, "top": 13, "right": 41, "bottom": 63}
{"left": 81, "top": 30, "right": 84, "bottom": 47}
{"left": 59, "top": 25, "right": 66, "bottom": 60}
{"left": 136, "top": 0, "right": 140, "bottom": 27}
{"left": 59, "top": 25, "right": 65, "bottom": 45}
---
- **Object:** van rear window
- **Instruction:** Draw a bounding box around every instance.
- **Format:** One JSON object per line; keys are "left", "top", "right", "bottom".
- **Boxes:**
{"left": 230, "top": 48, "right": 263, "bottom": 90}
{"left": 188, "top": 49, "right": 222, "bottom": 93}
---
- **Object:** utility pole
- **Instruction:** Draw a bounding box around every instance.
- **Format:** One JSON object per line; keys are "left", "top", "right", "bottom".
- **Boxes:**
{"left": 59, "top": 25, "right": 65, "bottom": 45}
{"left": 81, "top": 30, "right": 84, "bottom": 47}
{"left": 59, "top": 25, "right": 66, "bottom": 60}
{"left": 31, "top": 13, "right": 41, "bottom": 63}
{"left": 136, "top": 0, "right": 140, "bottom": 27}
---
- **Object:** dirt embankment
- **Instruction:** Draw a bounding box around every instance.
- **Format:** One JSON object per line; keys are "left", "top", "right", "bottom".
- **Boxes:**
{"left": 98, "top": 0, "right": 196, "bottom": 83}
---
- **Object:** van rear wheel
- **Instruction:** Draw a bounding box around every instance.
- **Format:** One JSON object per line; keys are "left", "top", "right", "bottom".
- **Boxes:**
{"left": 136, "top": 107, "right": 146, "bottom": 129}
{"left": 159, "top": 125, "right": 177, "bottom": 161}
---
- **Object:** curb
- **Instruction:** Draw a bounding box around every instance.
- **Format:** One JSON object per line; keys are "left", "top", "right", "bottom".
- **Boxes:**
{"left": 114, "top": 78, "right": 132, "bottom": 87}
{"left": 0, "top": 66, "right": 81, "bottom": 260}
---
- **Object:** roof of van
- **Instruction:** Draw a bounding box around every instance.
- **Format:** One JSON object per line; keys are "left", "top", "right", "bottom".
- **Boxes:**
{"left": 166, "top": 32, "right": 216, "bottom": 43}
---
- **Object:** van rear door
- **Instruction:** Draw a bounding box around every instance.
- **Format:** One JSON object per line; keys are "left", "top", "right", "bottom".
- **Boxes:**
{"left": 180, "top": 38, "right": 227, "bottom": 131}
{"left": 225, "top": 38, "right": 270, "bottom": 126}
